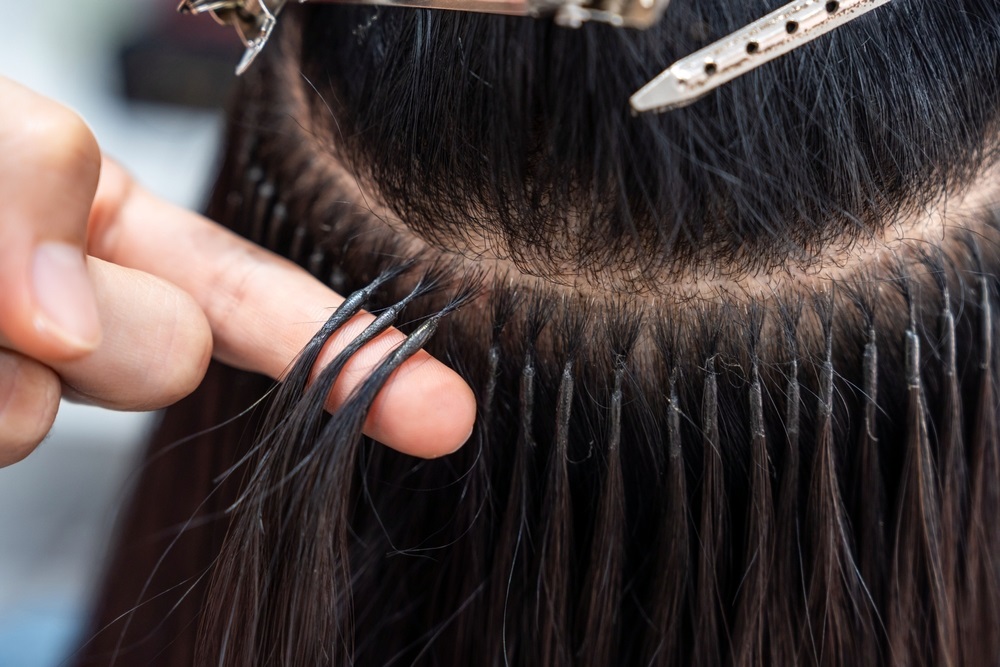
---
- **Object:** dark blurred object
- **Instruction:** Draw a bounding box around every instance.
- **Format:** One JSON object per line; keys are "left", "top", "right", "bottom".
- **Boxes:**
{"left": 119, "top": 0, "right": 242, "bottom": 109}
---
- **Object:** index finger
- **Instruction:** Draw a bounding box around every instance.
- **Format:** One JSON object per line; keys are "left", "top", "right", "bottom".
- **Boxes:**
{"left": 88, "top": 160, "right": 475, "bottom": 458}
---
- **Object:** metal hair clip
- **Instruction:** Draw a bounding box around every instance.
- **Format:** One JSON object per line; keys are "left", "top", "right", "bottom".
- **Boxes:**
{"left": 179, "top": 0, "right": 284, "bottom": 74}
{"left": 631, "top": 0, "right": 893, "bottom": 113}
{"left": 179, "top": 0, "right": 892, "bottom": 112}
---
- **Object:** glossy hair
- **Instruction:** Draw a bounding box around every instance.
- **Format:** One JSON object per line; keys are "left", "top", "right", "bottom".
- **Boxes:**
{"left": 300, "top": 0, "right": 1000, "bottom": 284}
{"left": 75, "top": 1, "right": 1000, "bottom": 665}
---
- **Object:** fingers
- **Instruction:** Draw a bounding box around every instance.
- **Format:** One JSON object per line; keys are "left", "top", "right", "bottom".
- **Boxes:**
{"left": 0, "top": 77, "right": 473, "bottom": 464}
{"left": 0, "top": 257, "right": 213, "bottom": 413}
{"left": 53, "top": 258, "right": 212, "bottom": 411}
{"left": 0, "top": 350, "right": 61, "bottom": 467}
{"left": 0, "top": 77, "right": 207, "bottom": 469}
{"left": 0, "top": 78, "right": 102, "bottom": 360}
{"left": 89, "top": 161, "right": 476, "bottom": 458}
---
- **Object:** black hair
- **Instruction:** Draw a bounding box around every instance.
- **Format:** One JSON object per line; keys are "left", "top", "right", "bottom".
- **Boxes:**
{"left": 73, "top": 1, "right": 1000, "bottom": 666}
{"left": 299, "top": 0, "right": 1000, "bottom": 286}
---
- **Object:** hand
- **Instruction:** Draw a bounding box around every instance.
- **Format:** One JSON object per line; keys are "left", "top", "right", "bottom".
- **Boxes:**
{"left": 0, "top": 77, "right": 476, "bottom": 466}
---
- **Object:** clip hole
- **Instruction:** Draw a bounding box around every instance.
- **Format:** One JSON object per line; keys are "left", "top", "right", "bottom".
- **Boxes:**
{"left": 746, "top": 41, "right": 759, "bottom": 54}
{"left": 785, "top": 20, "right": 799, "bottom": 34}
{"left": 825, "top": 1, "right": 840, "bottom": 12}
{"left": 704, "top": 62, "right": 718, "bottom": 76}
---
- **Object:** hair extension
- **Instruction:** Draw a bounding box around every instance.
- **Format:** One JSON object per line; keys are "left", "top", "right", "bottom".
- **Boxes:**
{"left": 936, "top": 279, "right": 965, "bottom": 618}
{"left": 576, "top": 309, "right": 639, "bottom": 667}
{"left": 533, "top": 307, "right": 585, "bottom": 667}
{"left": 251, "top": 264, "right": 411, "bottom": 448}
{"left": 644, "top": 323, "right": 690, "bottom": 667}
{"left": 694, "top": 351, "right": 727, "bottom": 666}
{"left": 223, "top": 265, "right": 431, "bottom": 528}
{"left": 802, "top": 294, "right": 865, "bottom": 666}
{"left": 731, "top": 308, "right": 772, "bottom": 666}
{"left": 765, "top": 299, "right": 806, "bottom": 666}
{"left": 487, "top": 294, "right": 548, "bottom": 665}
{"left": 886, "top": 289, "right": 948, "bottom": 666}
{"left": 534, "top": 357, "right": 575, "bottom": 666}
{"left": 195, "top": 269, "right": 478, "bottom": 666}
{"left": 851, "top": 290, "right": 885, "bottom": 653}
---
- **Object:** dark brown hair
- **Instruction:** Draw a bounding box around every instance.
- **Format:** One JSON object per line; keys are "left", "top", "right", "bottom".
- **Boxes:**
{"left": 75, "top": 1, "right": 1000, "bottom": 665}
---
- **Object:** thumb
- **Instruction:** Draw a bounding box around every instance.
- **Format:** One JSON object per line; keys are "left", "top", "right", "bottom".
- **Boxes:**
{"left": 0, "top": 78, "right": 103, "bottom": 361}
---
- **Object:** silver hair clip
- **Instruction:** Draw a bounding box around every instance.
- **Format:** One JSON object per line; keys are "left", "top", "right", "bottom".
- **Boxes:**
{"left": 631, "top": 0, "right": 893, "bottom": 113}
{"left": 179, "top": 0, "right": 283, "bottom": 74}
{"left": 180, "top": 0, "right": 892, "bottom": 112}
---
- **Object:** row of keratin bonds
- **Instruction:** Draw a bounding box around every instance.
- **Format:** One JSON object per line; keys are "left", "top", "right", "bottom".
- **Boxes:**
{"left": 188, "top": 222, "right": 999, "bottom": 666}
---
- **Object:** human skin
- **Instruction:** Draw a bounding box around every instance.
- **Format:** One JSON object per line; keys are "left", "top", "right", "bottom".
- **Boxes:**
{"left": 0, "top": 77, "right": 476, "bottom": 466}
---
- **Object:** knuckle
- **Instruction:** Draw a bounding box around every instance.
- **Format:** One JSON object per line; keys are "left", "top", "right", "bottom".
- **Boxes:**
{"left": 204, "top": 246, "right": 261, "bottom": 346}
{"left": 87, "top": 159, "right": 135, "bottom": 247}
{"left": 216, "top": 249, "right": 258, "bottom": 315}
{"left": 25, "top": 106, "right": 101, "bottom": 181}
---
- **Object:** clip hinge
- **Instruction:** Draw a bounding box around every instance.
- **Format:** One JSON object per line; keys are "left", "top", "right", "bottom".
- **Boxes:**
{"left": 179, "top": 0, "right": 289, "bottom": 74}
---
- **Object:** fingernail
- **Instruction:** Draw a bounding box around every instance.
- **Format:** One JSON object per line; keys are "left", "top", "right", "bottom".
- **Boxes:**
{"left": 31, "top": 242, "right": 101, "bottom": 351}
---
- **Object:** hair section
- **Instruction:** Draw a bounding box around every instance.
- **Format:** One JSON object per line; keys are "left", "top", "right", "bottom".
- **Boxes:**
{"left": 181, "top": 206, "right": 1000, "bottom": 667}
{"left": 295, "top": 0, "right": 1000, "bottom": 286}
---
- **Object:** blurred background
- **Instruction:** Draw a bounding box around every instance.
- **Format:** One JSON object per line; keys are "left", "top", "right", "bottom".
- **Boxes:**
{"left": 0, "top": 2, "right": 240, "bottom": 664}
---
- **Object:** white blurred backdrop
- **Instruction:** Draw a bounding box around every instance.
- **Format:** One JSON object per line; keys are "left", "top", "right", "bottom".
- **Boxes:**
{"left": 0, "top": 2, "right": 225, "bottom": 664}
